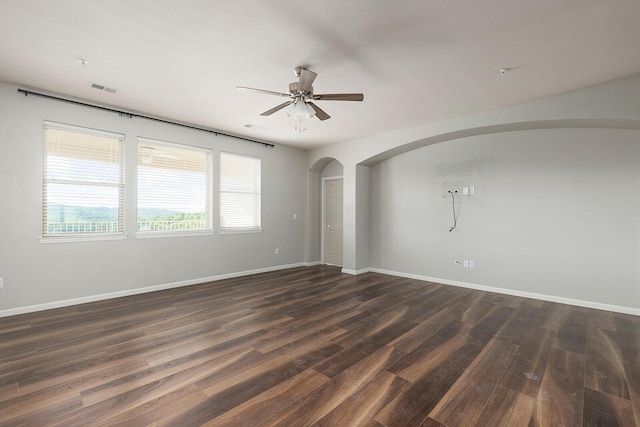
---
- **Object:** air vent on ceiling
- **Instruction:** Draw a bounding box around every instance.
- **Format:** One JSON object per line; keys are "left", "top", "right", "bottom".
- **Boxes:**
{"left": 90, "top": 83, "right": 119, "bottom": 94}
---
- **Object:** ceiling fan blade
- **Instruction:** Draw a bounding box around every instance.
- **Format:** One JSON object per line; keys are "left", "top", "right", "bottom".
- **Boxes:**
{"left": 308, "top": 102, "right": 331, "bottom": 121}
{"left": 312, "top": 93, "right": 364, "bottom": 101}
{"left": 236, "top": 86, "right": 290, "bottom": 97}
{"left": 298, "top": 69, "right": 317, "bottom": 93}
{"left": 260, "top": 101, "right": 292, "bottom": 116}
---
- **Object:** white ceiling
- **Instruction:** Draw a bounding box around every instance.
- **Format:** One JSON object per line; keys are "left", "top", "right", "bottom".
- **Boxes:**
{"left": 1, "top": 0, "right": 640, "bottom": 149}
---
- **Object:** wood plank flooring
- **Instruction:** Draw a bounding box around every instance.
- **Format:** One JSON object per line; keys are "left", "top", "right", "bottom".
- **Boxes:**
{"left": 1, "top": 265, "right": 639, "bottom": 426}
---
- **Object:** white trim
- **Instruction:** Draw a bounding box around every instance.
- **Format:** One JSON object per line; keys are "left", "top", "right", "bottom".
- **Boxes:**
{"left": 218, "top": 228, "right": 262, "bottom": 235}
{"left": 304, "top": 261, "right": 322, "bottom": 267}
{"left": 369, "top": 268, "right": 640, "bottom": 316}
{"left": 4, "top": 263, "right": 638, "bottom": 318}
{"left": 138, "top": 136, "right": 212, "bottom": 153}
{"left": 220, "top": 150, "right": 262, "bottom": 161}
{"left": 40, "top": 234, "right": 127, "bottom": 243}
{"left": 44, "top": 120, "right": 124, "bottom": 139}
{"left": 0, "top": 263, "right": 306, "bottom": 318}
{"left": 341, "top": 267, "right": 373, "bottom": 275}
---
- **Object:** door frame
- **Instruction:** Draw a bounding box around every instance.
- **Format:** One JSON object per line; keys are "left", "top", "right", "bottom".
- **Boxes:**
{"left": 321, "top": 175, "right": 343, "bottom": 265}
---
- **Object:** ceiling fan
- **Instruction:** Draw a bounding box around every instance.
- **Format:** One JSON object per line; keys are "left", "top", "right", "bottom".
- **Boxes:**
{"left": 237, "top": 66, "right": 364, "bottom": 121}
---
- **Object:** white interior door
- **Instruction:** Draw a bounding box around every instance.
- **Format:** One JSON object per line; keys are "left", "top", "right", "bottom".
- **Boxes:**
{"left": 324, "top": 178, "right": 343, "bottom": 266}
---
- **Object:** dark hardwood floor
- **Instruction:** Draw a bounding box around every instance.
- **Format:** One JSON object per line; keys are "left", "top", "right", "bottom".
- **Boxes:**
{"left": 1, "top": 265, "right": 638, "bottom": 426}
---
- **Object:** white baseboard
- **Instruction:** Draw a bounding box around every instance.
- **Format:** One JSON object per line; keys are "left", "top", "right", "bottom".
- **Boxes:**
{"left": 369, "top": 268, "right": 640, "bottom": 316}
{"left": 4, "top": 264, "right": 638, "bottom": 318}
{"left": 341, "top": 267, "right": 373, "bottom": 275}
{"left": 304, "top": 261, "right": 322, "bottom": 267}
{"left": 0, "top": 262, "right": 306, "bottom": 318}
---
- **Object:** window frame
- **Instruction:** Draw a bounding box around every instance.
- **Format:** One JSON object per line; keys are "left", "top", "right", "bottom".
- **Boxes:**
{"left": 41, "top": 121, "right": 125, "bottom": 242}
{"left": 219, "top": 151, "right": 262, "bottom": 234}
{"left": 136, "top": 137, "right": 213, "bottom": 238}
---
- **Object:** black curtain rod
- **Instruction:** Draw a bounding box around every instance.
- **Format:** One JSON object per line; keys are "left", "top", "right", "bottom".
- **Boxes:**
{"left": 17, "top": 88, "right": 275, "bottom": 148}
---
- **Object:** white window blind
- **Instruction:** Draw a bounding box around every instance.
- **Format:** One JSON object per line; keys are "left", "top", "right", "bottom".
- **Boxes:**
{"left": 220, "top": 152, "right": 261, "bottom": 231}
{"left": 137, "top": 138, "right": 212, "bottom": 234}
{"left": 43, "top": 122, "right": 125, "bottom": 238}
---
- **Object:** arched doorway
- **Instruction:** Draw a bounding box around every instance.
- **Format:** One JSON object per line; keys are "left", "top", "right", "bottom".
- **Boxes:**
{"left": 308, "top": 158, "right": 344, "bottom": 266}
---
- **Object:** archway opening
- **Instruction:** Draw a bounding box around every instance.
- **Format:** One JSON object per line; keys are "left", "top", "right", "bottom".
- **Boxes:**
{"left": 307, "top": 158, "right": 343, "bottom": 265}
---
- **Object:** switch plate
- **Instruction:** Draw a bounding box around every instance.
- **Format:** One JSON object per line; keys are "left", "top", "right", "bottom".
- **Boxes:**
{"left": 275, "top": 248, "right": 279, "bottom": 255}
{"left": 469, "top": 186, "right": 475, "bottom": 195}
{"left": 0, "top": 277, "right": 3, "bottom": 288}
{"left": 463, "top": 260, "right": 469, "bottom": 268}
{"left": 469, "top": 260, "right": 475, "bottom": 268}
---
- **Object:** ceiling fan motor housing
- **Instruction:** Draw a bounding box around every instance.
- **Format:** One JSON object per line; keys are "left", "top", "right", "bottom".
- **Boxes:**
{"left": 289, "top": 82, "right": 313, "bottom": 97}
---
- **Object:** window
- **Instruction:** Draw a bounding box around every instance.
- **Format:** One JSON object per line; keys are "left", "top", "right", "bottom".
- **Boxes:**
{"left": 43, "top": 122, "right": 125, "bottom": 239}
{"left": 220, "top": 152, "right": 261, "bottom": 232}
{"left": 137, "top": 138, "right": 212, "bottom": 234}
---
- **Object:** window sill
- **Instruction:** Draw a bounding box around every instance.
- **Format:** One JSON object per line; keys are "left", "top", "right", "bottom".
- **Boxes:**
{"left": 40, "top": 234, "right": 127, "bottom": 244}
{"left": 218, "top": 228, "right": 262, "bottom": 235}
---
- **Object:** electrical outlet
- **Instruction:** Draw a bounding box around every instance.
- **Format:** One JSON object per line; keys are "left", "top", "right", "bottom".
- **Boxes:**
{"left": 469, "top": 260, "right": 475, "bottom": 268}
{"left": 463, "top": 260, "right": 469, "bottom": 268}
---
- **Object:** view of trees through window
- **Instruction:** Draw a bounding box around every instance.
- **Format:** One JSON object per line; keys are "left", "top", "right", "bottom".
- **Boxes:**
{"left": 137, "top": 209, "right": 207, "bottom": 231}
{"left": 45, "top": 205, "right": 206, "bottom": 233}
{"left": 46, "top": 204, "right": 119, "bottom": 234}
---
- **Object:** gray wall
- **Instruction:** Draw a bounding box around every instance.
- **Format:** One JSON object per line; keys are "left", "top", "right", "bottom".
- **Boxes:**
{"left": 370, "top": 128, "right": 640, "bottom": 309}
{"left": 306, "top": 73, "right": 640, "bottom": 313}
{"left": 0, "top": 82, "right": 307, "bottom": 313}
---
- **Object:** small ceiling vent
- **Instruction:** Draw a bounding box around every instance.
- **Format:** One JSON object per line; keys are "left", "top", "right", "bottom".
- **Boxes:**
{"left": 90, "top": 83, "right": 119, "bottom": 94}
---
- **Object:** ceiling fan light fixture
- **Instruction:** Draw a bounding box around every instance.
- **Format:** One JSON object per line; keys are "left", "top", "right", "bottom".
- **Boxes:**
{"left": 285, "top": 101, "right": 297, "bottom": 117}
{"left": 304, "top": 102, "right": 316, "bottom": 119}
{"left": 294, "top": 100, "right": 307, "bottom": 120}
{"left": 284, "top": 98, "right": 314, "bottom": 133}
{"left": 285, "top": 98, "right": 315, "bottom": 121}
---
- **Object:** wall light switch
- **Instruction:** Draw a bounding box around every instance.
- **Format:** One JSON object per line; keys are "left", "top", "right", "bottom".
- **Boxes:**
{"left": 463, "top": 187, "right": 469, "bottom": 195}
{"left": 463, "top": 260, "right": 469, "bottom": 268}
